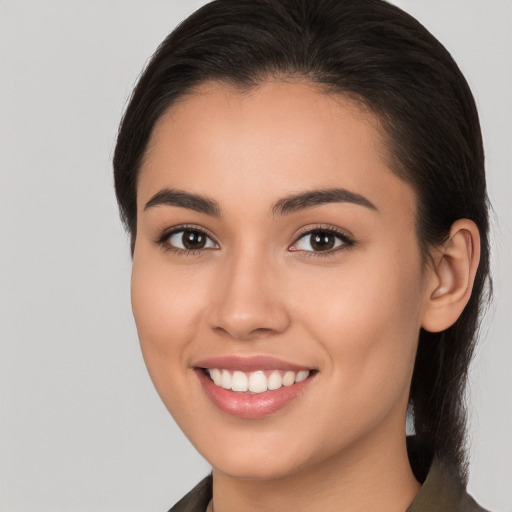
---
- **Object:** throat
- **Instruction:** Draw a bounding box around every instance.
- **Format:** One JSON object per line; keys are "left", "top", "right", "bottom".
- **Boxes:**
{"left": 210, "top": 439, "right": 421, "bottom": 512}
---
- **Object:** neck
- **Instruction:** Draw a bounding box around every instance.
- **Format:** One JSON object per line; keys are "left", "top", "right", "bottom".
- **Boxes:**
{"left": 211, "top": 430, "right": 420, "bottom": 512}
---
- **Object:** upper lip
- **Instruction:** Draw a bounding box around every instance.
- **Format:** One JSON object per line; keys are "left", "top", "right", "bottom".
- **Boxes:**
{"left": 193, "top": 356, "right": 313, "bottom": 372}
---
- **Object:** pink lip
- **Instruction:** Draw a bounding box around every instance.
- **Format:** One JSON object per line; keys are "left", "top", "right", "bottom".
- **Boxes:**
{"left": 194, "top": 356, "right": 316, "bottom": 419}
{"left": 194, "top": 355, "right": 311, "bottom": 372}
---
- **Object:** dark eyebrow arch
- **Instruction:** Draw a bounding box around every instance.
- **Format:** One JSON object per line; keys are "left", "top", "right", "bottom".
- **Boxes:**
{"left": 272, "top": 188, "right": 378, "bottom": 216}
{"left": 144, "top": 187, "right": 376, "bottom": 218}
{"left": 144, "top": 189, "right": 221, "bottom": 217}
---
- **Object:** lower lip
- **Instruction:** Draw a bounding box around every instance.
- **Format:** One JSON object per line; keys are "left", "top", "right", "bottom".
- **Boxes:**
{"left": 196, "top": 369, "right": 314, "bottom": 419}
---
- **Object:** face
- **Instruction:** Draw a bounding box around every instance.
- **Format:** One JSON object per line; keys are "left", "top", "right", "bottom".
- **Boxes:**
{"left": 132, "top": 81, "right": 430, "bottom": 480}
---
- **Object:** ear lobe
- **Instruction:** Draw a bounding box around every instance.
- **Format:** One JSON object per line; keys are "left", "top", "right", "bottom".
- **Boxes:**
{"left": 421, "top": 219, "right": 481, "bottom": 333}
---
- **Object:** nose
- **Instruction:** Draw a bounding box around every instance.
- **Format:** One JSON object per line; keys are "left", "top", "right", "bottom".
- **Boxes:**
{"left": 208, "top": 250, "right": 291, "bottom": 341}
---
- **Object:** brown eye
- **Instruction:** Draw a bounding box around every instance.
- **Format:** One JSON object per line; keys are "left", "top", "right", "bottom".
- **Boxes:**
{"left": 290, "top": 229, "right": 353, "bottom": 253}
{"left": 310, "top": 232, "right": 336, "bottom": 251}
{"left": 182, "top": 230, "right": 207, "bottom": 249}
{"left": 166, "top": 229, "right": 218, "bottom": 251}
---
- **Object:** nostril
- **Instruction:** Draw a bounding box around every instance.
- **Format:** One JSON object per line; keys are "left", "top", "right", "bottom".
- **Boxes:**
{"left": 212, "top": 325, "right": 276, "bottom": 341}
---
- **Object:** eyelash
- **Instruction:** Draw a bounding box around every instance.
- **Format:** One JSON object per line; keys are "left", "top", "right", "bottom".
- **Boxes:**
{"left": 292, "top": 225, "right": 355, "bottom": 258}
{"left": 156, "top": 224, "right": 218, "bottom": 257}
{"left": 155, "top": 224, "right": 355, "bottom": 257}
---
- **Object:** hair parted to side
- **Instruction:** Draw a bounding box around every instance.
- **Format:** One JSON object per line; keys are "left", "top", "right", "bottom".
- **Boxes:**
{"left": 113, "top": 0, "right": 491, "bottom": 483}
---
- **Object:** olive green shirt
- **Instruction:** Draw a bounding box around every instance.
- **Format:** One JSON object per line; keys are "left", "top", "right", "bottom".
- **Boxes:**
{"left": 168, "top": 458, "right": 489, "bottom": 512}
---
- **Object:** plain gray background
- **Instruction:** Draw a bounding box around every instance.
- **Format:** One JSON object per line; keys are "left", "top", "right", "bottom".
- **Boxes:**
{"left": 0, "top": 1, "right": 510, "bottom": 511}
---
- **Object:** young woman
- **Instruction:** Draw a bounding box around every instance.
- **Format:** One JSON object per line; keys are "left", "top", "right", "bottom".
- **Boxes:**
{"left": 113, "top": 0, "right": 491, "bottom": 510}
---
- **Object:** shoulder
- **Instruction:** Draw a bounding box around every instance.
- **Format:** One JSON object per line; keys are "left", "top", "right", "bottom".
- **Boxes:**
{"left": 168, "top": 475, "right": 212, "bottom": 512}
{"left": 407, "top": 458, "right": 490, "bottom": 512}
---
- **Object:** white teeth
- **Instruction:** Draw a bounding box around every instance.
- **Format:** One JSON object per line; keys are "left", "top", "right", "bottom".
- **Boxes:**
{"left": 295, "top": 370, "right": 309, "bottom": 383}
{"left": 207, "top": 368, "right": 310, "bottom": 394}
{"left": 282, "top": 371, "right": 295, "bottom": 386}
{"left": 221, "top": 369, "right": 232, "bottom": 389}
{"left": 248, "top": 371, "right": 267, "bottom": 393}
{"left": 267, "top": 370, "right": 283, "bottom": 390}
{"left": 231, "top": 371, "right": 248, "bottom": 392}
{"left": 209, "top": 368, "right": 222, "bottom": 386}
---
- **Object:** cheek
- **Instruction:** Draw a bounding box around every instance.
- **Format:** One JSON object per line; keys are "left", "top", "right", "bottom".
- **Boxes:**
{"left": 130, "top": 249, "right": 208, "bottom": 377}
{"left": 293, "top": 243, "right": 425, "bottom": 412}
{"left": 130, "top": 249, "right": 218, "bottom": 428}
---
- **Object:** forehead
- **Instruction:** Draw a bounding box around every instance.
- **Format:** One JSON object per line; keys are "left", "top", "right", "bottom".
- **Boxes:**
{"left": 138, "top": 80, "right": 416, "bottom": 219}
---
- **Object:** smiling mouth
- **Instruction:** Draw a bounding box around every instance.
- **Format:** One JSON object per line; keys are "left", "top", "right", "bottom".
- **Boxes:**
{"left": 202, "top": 368, "right": 312, "bottom": 394}
{"left": 196, "top": 360, "right": 317, "bottom": 418}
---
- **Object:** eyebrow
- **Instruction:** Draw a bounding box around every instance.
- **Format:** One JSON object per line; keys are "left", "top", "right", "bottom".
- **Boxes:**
{"left": 144, "top": 187, "right": 377, "bottom": 217}
{"left": 272, "top": 188, "right": 377, "bottom": 216}
{"left": 144, "top": 189, "right": 221, "bottom": 216}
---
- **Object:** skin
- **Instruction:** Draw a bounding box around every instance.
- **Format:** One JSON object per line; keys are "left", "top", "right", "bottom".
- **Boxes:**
{"left": 131, "top": 81, "right": 479, "bottom": 512}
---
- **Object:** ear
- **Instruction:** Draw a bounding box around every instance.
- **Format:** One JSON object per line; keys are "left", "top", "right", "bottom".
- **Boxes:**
{"left": 421, "top": 219, "right": 481, "bottom": 333}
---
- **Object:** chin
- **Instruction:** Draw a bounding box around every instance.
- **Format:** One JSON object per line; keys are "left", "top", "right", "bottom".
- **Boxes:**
{"left": 211, "top": 452, "right": 306, "bottom": 481}
{"left": 195, "top": 429, "right": 319, "bottom": 481}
